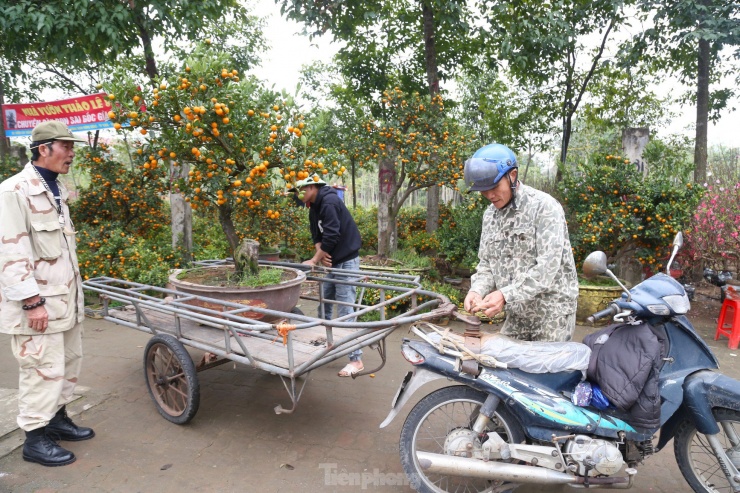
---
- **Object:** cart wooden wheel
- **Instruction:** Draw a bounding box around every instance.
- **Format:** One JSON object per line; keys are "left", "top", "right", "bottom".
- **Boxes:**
{"left": 144, "top": 334, "right": 200, "bottom": 424}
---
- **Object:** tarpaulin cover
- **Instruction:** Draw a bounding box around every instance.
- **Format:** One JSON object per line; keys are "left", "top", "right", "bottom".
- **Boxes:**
{"left": 428, "top": 331, "right": 591, "bottom": 374}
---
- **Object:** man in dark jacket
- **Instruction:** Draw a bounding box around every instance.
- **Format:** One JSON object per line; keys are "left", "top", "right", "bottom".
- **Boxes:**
{"left": 292, "top": 177, "right": 363, "bottom": 377}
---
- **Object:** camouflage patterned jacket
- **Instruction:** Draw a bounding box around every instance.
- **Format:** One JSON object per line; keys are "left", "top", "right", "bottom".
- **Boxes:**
{"left": 0, "top": 163, "right": 84, "bottom": 335}
{"left": 470, "top": 184, "right": 578, "bottom": 319}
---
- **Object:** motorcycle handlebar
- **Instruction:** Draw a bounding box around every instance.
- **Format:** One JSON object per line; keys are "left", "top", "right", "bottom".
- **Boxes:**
{"left": 586, "top": 304, "right": 619, "bottom": 324}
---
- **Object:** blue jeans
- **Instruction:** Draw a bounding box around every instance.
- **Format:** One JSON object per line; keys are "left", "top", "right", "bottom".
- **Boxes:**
{"left": 320, "top": 256, "right": 362, "bottom": 361}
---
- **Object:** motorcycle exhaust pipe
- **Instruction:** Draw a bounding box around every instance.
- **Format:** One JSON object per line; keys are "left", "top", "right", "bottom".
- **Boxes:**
{"left": 417, "top": 451, "right": 576, "bottom": 485}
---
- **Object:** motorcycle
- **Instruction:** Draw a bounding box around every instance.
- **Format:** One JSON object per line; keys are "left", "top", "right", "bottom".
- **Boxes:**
{"left": 704, "top": 267, "right": 734, "bottom": 303}
{"left": 381, "top": 233, "right": 740, "bottom": 492}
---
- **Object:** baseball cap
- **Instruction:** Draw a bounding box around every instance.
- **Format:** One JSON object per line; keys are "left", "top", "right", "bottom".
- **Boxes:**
{"left": 288, "top": 176, "right": 327, "bottom": 192}
{"left": 31, "top": 121, "right": 87, "bottom": 144}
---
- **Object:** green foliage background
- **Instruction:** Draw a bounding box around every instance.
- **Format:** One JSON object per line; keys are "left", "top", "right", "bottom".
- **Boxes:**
{"left": 560, "top": 153, "right": 703, "bottom": 271}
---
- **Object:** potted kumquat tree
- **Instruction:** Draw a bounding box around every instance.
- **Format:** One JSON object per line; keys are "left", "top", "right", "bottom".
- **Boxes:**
{"left": 104, "top": 45, "right": 345, "bottom": 316}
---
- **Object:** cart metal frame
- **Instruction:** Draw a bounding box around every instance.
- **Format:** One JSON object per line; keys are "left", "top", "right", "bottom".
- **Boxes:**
{"left": 83, "top": 261, "right": 458, "bottom": 422}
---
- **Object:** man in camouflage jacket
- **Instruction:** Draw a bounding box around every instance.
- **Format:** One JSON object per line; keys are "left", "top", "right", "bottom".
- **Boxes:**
{"left": 0, "top": 121, "right": 94, "bottom": 467}
{"left": 464, "top": 144, "right": 578, "bottom": 342}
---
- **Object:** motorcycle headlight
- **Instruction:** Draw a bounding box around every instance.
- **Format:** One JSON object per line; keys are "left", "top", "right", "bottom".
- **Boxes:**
{"left": 663, "top": 294, "right": 691, "bottom": 314}
{"left": 647, "top": 304, "right": 670, "bottom": 315}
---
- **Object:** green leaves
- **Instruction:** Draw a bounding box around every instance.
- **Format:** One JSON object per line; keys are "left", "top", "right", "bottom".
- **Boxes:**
{"left": 474, "top": 0, "right": 629, "bottom": 167}
{"left": 559, "top": 147, "right": 703, "bottom": 271}
{"left": 629, "top": 0, "right": 739, "bottom": 93}
{"left": 0, "top": 0, "right": 259, "bottom": 99}
{"left": 625, "top": 0, "right": 739, "bottom": 182}
{"left": 278, "top": 0, "right": 479, "bottom": 101}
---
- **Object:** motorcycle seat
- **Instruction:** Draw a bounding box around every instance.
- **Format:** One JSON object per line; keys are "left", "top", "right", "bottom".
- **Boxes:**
{"left": 508, "top": 367, "right": 584, "bottom": 393}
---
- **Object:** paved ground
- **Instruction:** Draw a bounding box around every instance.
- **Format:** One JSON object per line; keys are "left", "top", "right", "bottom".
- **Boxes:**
{"left": 0, "top": 290, "right": 735, "bottom": 493}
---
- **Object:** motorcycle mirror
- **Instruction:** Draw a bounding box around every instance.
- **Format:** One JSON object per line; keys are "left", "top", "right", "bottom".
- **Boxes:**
{"left": 673, "top": 232, "right": 684, "bottom": 249}
{"left": 584, "top": 251, "right": 632, "bottom": 302}
{"left": 666, "top": 232, "right": 684, "bottom": 275}
{"left": 582, "top": 251, "right": 608, "bottom": 278}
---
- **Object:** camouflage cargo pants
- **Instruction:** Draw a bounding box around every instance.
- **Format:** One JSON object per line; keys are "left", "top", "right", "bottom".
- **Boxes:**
{"left": 11, "top": 321, "right": 83, "bottom": 431}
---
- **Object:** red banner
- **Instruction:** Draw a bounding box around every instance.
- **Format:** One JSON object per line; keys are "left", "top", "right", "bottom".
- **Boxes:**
{"left": 2, "top": 93, "right": 114, "bottom": 138}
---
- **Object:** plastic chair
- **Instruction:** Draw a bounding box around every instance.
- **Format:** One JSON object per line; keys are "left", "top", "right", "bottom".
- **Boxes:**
{"left": 715, "top": 299, "right": 740, "bottom": 350}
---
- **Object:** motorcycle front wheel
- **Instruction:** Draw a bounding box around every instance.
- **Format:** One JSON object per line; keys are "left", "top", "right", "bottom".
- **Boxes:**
{"left": 400, "top": 385, "right": 525, "bottom": 493}
{"left": 674, "top": 408, "right": 740, "bottom": 493}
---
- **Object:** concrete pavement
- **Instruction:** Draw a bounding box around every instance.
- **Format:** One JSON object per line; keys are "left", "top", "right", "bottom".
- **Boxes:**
{"left": 0, "top": 295, "right": 734, "bottom": 493}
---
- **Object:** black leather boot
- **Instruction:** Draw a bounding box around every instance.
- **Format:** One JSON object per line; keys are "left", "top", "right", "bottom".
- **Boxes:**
{"left": 22, "top": 427, "right": 76, "bottom": 466}
{"left": 46, "top": 406, "right": 95, "bottom": 442}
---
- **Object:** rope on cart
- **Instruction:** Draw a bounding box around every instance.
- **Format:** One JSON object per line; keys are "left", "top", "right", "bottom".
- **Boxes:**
{"left": 275, "top": 323, "right": 297, "bottom": 345}
{"left": 416, "top": 322, "right": 505, "bottom": 368}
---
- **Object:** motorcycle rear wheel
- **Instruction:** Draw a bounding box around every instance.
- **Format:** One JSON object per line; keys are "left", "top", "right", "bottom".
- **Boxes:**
{"left": 400, "top": 385, "right": 525, "bottom": 493}
{"left": 675, "top": 408, "right": 740, "bottom": 493}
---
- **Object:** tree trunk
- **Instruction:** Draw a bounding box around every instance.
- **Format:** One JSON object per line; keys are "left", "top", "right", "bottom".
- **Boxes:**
{"left": 426, "top": 185, "right": 439, "bottom": 234}
{"left": 422, "top": 2, "right": 440, "bottom": 95}
{"left": 522, "top": 142, "right": 532, "bottom": 183}
{"left": 559, "top": 47, "right": 575, "bottom": 181}
{"left": 694, "top": 36, "right": 710, "bottom": 185}
{"left": 234, "top": 238, "right": 259, "bottom": 277}
{"left": 140, "top": 28, "right": 159, "bottom": 81}
{"left": 0, "top": 78, "right": 9, "bottom": 160}
{"left": 558, "top": 18, "right": 614, "bottom": 183}
{"left": 422, "top": 1, "right": 440, "bottom": 233}
{"left": 351, "top": 156, "right": 357, "bottom": 209}
{"left": 132, "top": 7, "right": 193, "bottom": 261}
{"left": 171, "top": 162, "right": 193, "bottom": 264}
{"left": 557, "top": 111, "right": 572, "bottom": 182}
{"left": 613, "top": 241, "right": 644, "bottom": 287}
{"left": 377, "top": 153, "right": 399, "bottom": 256}
{"left": 218, "top": 203, "right": 241, "bottom": 261}
{"left": 130, "top": 1, "right": 159, "bottom": 81}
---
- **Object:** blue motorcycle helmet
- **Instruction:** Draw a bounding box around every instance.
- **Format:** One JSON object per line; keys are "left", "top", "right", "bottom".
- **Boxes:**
{"left": 464, "top": 143, "right": 518, "bottom": 192}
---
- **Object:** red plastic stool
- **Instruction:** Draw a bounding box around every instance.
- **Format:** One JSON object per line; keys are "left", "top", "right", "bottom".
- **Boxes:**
{"left": 715, "top": 299, "right": 740, "bottom": 349}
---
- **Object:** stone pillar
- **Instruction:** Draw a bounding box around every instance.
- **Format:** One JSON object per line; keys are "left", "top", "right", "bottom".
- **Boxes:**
{"left": 622, "top": 128, "right": 650, "bottom": 176}
{"left": 614, "top": 250, "right": 644, "bottom": 287}
{"left": 616, "top": 128, "right": 651, "bottom": 285}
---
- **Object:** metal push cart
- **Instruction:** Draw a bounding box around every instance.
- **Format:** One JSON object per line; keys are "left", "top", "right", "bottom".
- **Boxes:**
{"left": 82, "top": 261, "right": 459, "bottom": 424}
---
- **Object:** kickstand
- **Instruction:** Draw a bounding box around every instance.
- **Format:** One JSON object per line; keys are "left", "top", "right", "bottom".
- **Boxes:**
{"left": 352, "top": 338, "right": 387, "bottom": 379}
{"left": 274, "top": 372, "right": 310, "bottom": 414}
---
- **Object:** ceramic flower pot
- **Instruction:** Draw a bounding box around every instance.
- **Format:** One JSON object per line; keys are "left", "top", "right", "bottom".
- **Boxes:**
{"left": 576, "top": 284, "right": 625, "bottom": 325}
{"left": 168, "top": 265, "right": 305, "bottom": 321}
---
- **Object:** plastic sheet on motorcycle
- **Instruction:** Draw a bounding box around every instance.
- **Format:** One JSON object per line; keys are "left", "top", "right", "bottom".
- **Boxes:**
{"left": 428, "top": 332, "right": 591, "bottom": 375}
{"left": 481, "top": 335, "right": 591, "bottom": 374}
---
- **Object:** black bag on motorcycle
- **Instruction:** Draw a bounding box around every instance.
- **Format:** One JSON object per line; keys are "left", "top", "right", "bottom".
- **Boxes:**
{"left": 583, "top": 322, "right": 666, "bottom": 430}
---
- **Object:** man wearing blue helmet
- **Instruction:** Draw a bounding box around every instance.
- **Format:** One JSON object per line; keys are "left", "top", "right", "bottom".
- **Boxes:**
{"left": 463, "top": 143, "right": 578, "bottom": 341}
